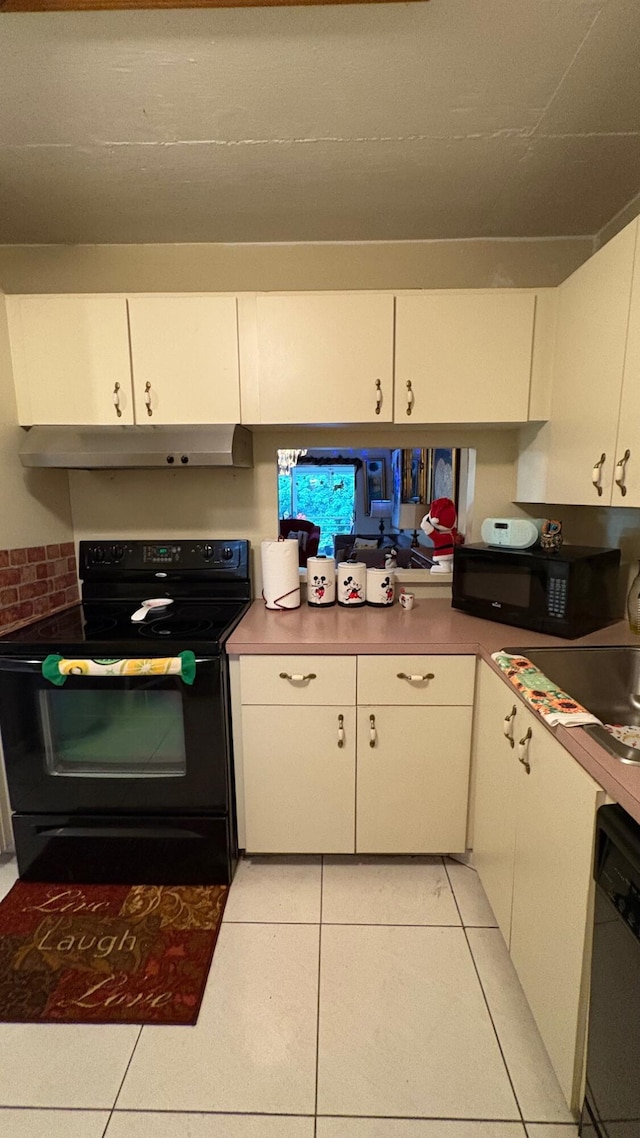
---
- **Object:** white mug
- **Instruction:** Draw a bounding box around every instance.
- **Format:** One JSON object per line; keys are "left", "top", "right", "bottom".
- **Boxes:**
{"left": 399, "top": 591, "right": 415, "bottom": 611}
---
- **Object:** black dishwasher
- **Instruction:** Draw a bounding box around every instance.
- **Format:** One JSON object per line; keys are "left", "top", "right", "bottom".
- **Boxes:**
{"left": 581, "top": 804, "right": 640, "bottom": 1137}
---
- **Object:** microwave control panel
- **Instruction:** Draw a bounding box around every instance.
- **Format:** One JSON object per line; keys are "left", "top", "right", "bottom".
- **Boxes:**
{"left": 547, "top": 573, "right": 568, "bottom": 618}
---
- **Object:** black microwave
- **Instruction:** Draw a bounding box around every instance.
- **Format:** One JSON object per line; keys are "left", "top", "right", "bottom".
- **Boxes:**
{"left": 452, "top": 543, "right": 621, "bottom": 639}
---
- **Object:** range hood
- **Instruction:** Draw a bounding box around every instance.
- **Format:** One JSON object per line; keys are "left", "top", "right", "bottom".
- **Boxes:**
{"left": 19, "top": 424, "right": 253, "bottom": 470}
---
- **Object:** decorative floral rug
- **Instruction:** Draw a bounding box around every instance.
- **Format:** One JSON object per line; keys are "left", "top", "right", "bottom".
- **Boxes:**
{"left": 0, "top": 881, "right": 228, "bottom": 1025}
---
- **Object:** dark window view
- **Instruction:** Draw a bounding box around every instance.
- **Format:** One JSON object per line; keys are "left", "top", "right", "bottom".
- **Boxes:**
{"left": 39, "top": 689, "right": 187, "bottom": 778}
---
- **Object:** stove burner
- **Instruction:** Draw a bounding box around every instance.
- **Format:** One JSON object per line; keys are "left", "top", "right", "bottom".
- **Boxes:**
{"left": 139, "top": 617, "right": 215, "bottom": 639}
{"left": 81, "top": 616, "right": 120, "bottom": 637}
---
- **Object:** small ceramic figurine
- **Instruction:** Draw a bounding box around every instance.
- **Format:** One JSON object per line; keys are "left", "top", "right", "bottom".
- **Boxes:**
{"left": 420, "top": 497, "right": 458, "bottom": 574}
{"left": 384, "top": 547, "right": 398, "bottom": 571}
{"left": 540, "top": 519, "right": 563, "bottom": 551}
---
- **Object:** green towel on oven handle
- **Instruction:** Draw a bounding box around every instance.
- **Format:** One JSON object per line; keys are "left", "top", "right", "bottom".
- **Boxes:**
{"left": 41, "top": 651, "right": 197, "bottom": 687}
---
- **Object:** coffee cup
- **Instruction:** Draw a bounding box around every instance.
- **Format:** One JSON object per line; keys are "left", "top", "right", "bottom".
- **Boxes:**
{"left": 399, "top": 591, "right": 415, "bottom": 611}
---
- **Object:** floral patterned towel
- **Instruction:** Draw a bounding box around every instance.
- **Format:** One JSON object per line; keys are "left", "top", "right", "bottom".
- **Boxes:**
{"left": 604, "top": 724, "right": 640, "bottom": 750}
{"left": 491, "top": 652, "right": 600, "bottom": 727}
{"left": 42, "top": 651, "right": 197, "bottom": 687}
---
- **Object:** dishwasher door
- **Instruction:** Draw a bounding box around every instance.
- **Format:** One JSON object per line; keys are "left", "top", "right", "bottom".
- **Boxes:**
{"left": 581, "top": 805, "right": 640, "bottom": 1137}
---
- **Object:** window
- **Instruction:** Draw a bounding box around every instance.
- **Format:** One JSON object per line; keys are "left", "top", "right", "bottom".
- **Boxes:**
{"left": 279, "top": 464, "right": 356, "bottom": 557}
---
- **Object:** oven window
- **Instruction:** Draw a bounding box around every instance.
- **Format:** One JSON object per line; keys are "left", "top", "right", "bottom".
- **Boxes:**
{"left": 38, "top": 689, "right": 187, "bottom": 778}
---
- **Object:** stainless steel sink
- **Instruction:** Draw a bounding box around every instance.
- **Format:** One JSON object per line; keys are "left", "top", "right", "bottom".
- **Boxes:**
{"left": 504, "top": 646, "right": 640, "bottom": 765}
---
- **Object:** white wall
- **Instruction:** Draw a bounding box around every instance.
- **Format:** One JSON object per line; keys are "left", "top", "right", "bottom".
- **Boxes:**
{"left": 0, "top": 295, "right": 73, "bottom": 550}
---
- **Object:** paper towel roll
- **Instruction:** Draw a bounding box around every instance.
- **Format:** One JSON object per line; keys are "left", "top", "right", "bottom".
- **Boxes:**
{"left": 307, "top": 557, "right": 336, "bottom": 607}
{"left": 261, "top": 540, "right": 301, "bottom": 610}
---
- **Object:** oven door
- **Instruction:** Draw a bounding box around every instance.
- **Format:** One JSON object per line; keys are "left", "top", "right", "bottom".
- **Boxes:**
{"left": 0, "top": 655, "right": 229, "bottom": 815}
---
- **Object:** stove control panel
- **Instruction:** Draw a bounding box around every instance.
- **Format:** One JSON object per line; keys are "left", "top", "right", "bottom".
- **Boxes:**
{"left": 81, "top": 540, "right": 249, "bottom": 576}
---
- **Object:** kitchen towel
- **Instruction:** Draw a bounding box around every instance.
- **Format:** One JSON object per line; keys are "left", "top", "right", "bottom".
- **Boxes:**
{"left": 491, "top": 651, "right": 600, "bottom": 727}
{"left": 261, "top": 539, "right": 301, "bottom": 610}
{"left": 42, "top": 652, "right": 197, "bottom": 686}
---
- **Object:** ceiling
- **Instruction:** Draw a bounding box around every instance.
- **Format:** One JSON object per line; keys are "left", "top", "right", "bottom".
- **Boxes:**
{"left": 1, "top": 0, "right": 640, "bottom": 245}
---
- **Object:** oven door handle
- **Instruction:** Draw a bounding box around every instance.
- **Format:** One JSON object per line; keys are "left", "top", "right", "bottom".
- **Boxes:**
{"left": 0, "top": 657, "right": 46, "bottom": 672}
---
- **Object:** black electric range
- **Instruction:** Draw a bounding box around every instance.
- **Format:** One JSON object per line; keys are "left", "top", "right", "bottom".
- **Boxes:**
{"left": 0, "top": 539, "right": 251, "bottom": 885}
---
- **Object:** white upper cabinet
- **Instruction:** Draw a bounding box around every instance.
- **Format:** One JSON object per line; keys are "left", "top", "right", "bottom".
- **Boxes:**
{"left": 250, "top": 293, "right": 394, "bottom": 424}
{"left": 127, "top": 296, "right": 240, "bottom": 425}
{"left": 395, "top": 292, "right": 537, "bottom": 423}
{"left": 6, "top": 295, "right": 133, "bottom": 426}
{"left": 517, "top": 218, "right": 639, "bottom": 505}
{"left": 544, "top": 221, "right": 638, "bottom": 505}
{"left": 612, "top": 238, "right": 640, "bottom": 506}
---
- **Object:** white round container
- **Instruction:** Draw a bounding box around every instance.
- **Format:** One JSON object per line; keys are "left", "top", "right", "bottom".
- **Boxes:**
{"left": 337, "top": 561, "right": 367, "bottom": 607}
{"left": 261, "top": 539, "right": 301, "bottom": 610}
{"left": 307, "top": 556, "right": 336, "bottom": 607}
{"left": 366, "top": 567, "right": 395, "bottom": 607}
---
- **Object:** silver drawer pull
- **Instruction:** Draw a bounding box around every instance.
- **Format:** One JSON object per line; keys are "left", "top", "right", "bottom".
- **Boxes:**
{"left": 279, "top": 671, "right": 317, "bottom": 682}
{"left": 337, "top": 713, "right": 345, "bottom": 748}
{"left": 375, "top": 378, "right": 382, "bottom": 415}
{"left": 503, "top": 705, "right": 517, "bottom": 748}
{"left": 397, "top": 672, "right": 435, "bottom": 683}
{"left": 369, "top": 713, "right": 377, "bottom": 747}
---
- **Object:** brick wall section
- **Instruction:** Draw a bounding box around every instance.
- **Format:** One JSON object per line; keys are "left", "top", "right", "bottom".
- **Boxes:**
{"left": 0, "top": 542, "right": 79, "bottom": 633}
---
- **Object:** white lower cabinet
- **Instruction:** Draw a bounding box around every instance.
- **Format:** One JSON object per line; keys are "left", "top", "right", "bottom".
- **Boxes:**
{"left": 237, "top": 653, "right": 474, "bottom": 856}
{"left": 242, "top": 705, "right": 356, "bottom": 854}
{"left": 356, "top": 705, "right": 472, "bottom": 854}
{"left": 472, "top": 660, "right": 605, "bottom": 1110}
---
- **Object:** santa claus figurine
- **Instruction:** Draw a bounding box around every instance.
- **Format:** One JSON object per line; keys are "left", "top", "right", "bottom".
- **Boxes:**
{"left": 420, "top": 497, "right": 458, "bottom": 574}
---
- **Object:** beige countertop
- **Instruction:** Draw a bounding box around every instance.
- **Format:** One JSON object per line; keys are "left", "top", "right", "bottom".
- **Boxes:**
{"left": 227, "top": 598, "right": 640, "bottom": 826}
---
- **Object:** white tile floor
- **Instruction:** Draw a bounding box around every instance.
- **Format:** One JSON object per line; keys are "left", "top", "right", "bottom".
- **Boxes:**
{"left": 0, "top": 854, "right": 580, "bottom": 1138}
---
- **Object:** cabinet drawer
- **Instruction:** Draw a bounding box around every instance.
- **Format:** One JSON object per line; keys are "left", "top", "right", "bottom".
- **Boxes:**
{"left": 239, "top": 655, "right": 356, "bottom": 705}
{"left": 357, "top": 655, "right": 475, "bottom": 705}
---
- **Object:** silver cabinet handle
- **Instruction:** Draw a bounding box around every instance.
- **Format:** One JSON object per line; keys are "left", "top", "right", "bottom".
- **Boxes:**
{"left": 369, "top": 713, "right": 377, "bottom": 747}
{"left": 503, "top": 705, "right": 517, "bottom": 748}
{"left": 337, "top": 713, "right": 345, "bottom": 748}
{"left": 397, "top": 672, "right": 435, "bottom": 683}
{"left": 517, "top": 726, "right": 532, "bottom": 773}
{"left": 615, "top": 449, "right": 631, "bottom": 496}
{"left": 406, "top": 380, "right": 414, "bottom": 417}
{"left": 375, "top": 378, "right": 382, "bottom": 416}
{"left": 113, "top": 382, "right": 122, "bottom": 418}
{"left": 279, "top": 672, "right": 317, "bottom": 682}
{"left": 144, "top": 381, "right": 153, "bottom": 417}
{"left": 591, "top": 453, "right": 606, "bottom": 496}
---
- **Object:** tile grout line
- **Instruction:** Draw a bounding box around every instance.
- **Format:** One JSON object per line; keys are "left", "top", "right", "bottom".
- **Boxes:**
{"left": 101, "top": 1024, "right": 144, "bottom": 1136}
{"left": 443, "top": 859, "right": 527, "bottom": 1133}
{"left": 313, "top": 857, "right": 324, "bottom": 1137}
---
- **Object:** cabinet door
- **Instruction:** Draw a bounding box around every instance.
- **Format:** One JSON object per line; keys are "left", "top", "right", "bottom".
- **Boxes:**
{"left": 545, "top": 221, "right": 637, "bottom": 505}
{"left": 356, "top": 705, "right": 472, "bottom": 854}
{"left": 395, "top": 292, "right": 535, "bottom": 424}
{"left": 242, "top": 705, "right": 355, "bottom": 854}
{"left": 254, "top": 294, "right": 394, "bottom": 424}
{"left": 6, "top": 296, "right": 133, "bottom": 426}
{"left": 510, "top": 706, "right": 603, "bottom": 1108}
{"left": 471, "top": 662, "right": 519, "bottom": 943}
{"left": 128, "top": 296, "right": 240, "bottom": 425}
{"left": 612, "top": 227, "right": 640, "bottom": 506}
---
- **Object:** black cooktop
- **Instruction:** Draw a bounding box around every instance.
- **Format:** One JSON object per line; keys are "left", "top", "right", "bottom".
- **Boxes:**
{"left": 0, "top": 599, "right": 250, "bottom": 656}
